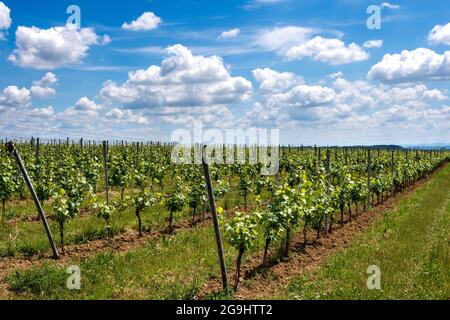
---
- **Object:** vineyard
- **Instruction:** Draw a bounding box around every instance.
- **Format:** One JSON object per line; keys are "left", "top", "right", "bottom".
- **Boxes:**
{"left": 0, "top": 139, "right": 449, "bottom": 299}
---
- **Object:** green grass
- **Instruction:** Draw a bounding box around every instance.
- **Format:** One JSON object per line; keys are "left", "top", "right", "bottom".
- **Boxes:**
{"left": 283, "top": 165, "right": 450, "bottom": 300}
{"left": 7, "top": 229, "right": 211, "bottom": 299}
{"left": 5, "top": 222, "right": 265, "bottom": 300}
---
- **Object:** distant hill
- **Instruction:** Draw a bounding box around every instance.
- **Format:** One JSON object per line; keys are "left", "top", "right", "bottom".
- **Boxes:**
{"left": 289, "top": 145, "right": 405, "bottom": 149}
{"left": 403, "top": 143, "right": 450, "bottom": 150}
{"left": 369, "top": 145, "right": 405, "bottom": 150}
{"left": 293, "top": 145, "right": 406, "bottom": 149}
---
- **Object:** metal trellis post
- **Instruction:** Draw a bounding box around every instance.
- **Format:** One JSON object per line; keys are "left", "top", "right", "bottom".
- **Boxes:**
{"left": 202, "top": 145, "right": 228, "bottom": 291}
{"left": 6, "top": 142, "right": 59, "bottom": 259}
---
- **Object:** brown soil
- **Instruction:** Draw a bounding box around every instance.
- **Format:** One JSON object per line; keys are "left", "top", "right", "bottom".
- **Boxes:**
{"left": 196, "top": 164, "right": 448, "bottom": 300}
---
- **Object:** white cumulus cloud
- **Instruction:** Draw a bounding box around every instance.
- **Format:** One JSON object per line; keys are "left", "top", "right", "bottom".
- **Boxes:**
{"left": 73, "top": 97, "right": 102, "bottom": 111}
{"left": 31, "top": 72, "right": 58, "bottom": 98}
{"left": 100, "top": 44, "right": 252, "bottom": 111}
{"left": 272, "top": 84, "right": 337, "bottom": 108}
{"left": 285, "top": 36, "right": 369, "bottom": 65}
{"left": 363, "top": 40, "right": 383, "bottom": 48}
{"left": 0, "top": 86, "right": 31, "bottom": 109}
{"left": 0, "top": 1, "right": 11, "bottom": 39}
{"left": 252, "top": 68, "right": 303, "bottom": 93}
{"left": 251, "top": 26, "right": 368, "bottom": 65}
{"left": 8, "top": 25, "right": 107, "bottom": 69}
{"left": 428, "top": 22, "right": 450, "bottom": 45}
{"left": 62, "top": 97, "right": 103, "bottom": 119}
{"left": 0, "top": 1, "right": 11, "bottom": 30}
{"left": 28, "top": 106, "right": 55, "bottom": 118}
{"left": 368, "top": 48, "right": 450, "bottom": 83}
{"left": 30, "top": 86, "right": 56, "bottom": 99}
{"left": 33, "top": 72, "right": 58, "bottom": 86}
{"left": 243, "top": 68, "right": 449, "bottom": 133}
{"left": 106, "top": 108, "right": 149, "bottom": 124}
{"left": 218, "top": 28, "right": 240, "bottom": 39}
{"left": 122, "top": 12, "right": 162, "bottom": 31}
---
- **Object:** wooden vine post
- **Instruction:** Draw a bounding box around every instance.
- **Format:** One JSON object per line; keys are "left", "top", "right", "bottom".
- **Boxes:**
{"left": 325, "top": 150, "right": 331, "bottom": 235}
{"left": 103, "top": 141, "right": 110, "bottom": 205}
{"left": 202, "top": 145, "right": 229, "bottom": 291}
{"left": 35, "top": 138, "right": 40, "bottom": 182}
{"left": 318, "top": 148, "right": 322, "bottom": 166}
{"left": 391, "top": 151, "right": 395, "bottom": 196}
{"left": 6, "top": 142, "right": 59, "bottom": 259}
{"left": 367, "top": 149, "right": 372, "bottom": 210}
{"left": 36, "top": 138, "right": 40, "bottom": 159}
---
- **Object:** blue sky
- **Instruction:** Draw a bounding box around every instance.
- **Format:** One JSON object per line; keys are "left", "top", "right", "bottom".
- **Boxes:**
{"left": 0, "top": 0, "right": 449, "bottom": 145}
